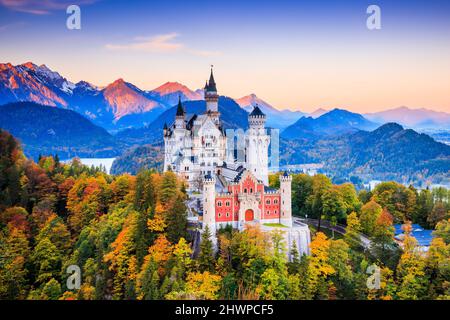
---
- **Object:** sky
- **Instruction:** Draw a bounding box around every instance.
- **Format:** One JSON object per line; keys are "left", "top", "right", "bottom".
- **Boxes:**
{"left": 0, "top": 0, "right": 449, "bottom": 113}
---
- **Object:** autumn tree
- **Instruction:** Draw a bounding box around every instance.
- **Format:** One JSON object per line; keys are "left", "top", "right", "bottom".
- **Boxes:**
{"left": 0, "top": 225, "right": 30, "bottom": 299}
{"left": 307, "top": 174, "right": 332, "bottom": 231}
{"left": 396, "top": 224, "right": 428, "bottom": 300}
{"left": 372, "top": 181, "right": 416, "bottom": 223}
{"left": 370, "top": 208, "right": 399, "bottom": 269}
{"left": 257, "top": 230, "right": 289, "bottom": 300}
{"left": 344, "top": 212, "right": 362, "bottom": 252}
{"left": 427, "top": 202, "right": 448, "bottom": 228}
{"left": 359, "top": 200, "right": 382, "bottom": 236}
{"left": 307, "top": 232, "right": 335, "bottom": 299}
{"left": 104, "top": 212, "right": 139, "bottom": 299}
{"left": 433, "top": 219, "right": 450, "bottom": 244}
{"left": 67, "top": 175, "right": 112, "bottom": 233}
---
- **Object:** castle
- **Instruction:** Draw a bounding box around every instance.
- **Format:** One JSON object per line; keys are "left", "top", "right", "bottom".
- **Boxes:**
{"left": 164, "top": 69, "right": 310, "bottom": 257}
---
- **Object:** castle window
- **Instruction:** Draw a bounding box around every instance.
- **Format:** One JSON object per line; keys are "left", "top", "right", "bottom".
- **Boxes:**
{"left": 250, "top": 188, "right": 253, "bottom": 193}
{"left": 218, "top": 213, "right": 222, "bottom": 217}
{"left": 217, "top": 201, "right": 222, "bottom": 207}
{"left": 267, "top": 210, "right": 270, "bottom": 215}
{"left": 274, "top": 199, "right": 278, "bottom": 204}
{"left": 226, "top": 201, "right": 230, "bottom": 207}
{"left": 226, "top": 212, "right": 230, "bottom": 217}
{"left": 275, "top": 210, "right": 277, "bottom": 214}
{"left": 244, "top": 188, "right": 247, "bottom": 193}
{"left": 266, "top": 199, "right": 271, "bottom": 205}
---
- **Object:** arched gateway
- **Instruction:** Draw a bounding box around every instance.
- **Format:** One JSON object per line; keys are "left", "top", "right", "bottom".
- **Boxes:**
{"left": 245, "top": 209, "right": 254, "bottom": 221}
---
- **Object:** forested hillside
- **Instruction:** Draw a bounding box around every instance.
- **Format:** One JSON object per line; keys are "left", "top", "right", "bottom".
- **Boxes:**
{"left": 281, "top": 123, "right": 450, "bottom": 186}
{"left": 0, "top": 102, "right": 119, "bottom": 159}
{"left": 1, "top": 130, "right": 449, "bottom": 300}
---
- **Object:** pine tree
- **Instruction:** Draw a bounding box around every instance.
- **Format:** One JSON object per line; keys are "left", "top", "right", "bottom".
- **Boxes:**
{"left": 137, "top": 257, "right": 160, "bottom": 300}
{"left": 287, "top": 240, "right": 300, "bottom": 274}
{"left": 160, "top": 171, "right": 178, "bottom": 206}
{"left": 165, "top": 194, "right": 188, "bottom": 244}
{"left": 198, "top": 225, "right": 215, "bottom": 272}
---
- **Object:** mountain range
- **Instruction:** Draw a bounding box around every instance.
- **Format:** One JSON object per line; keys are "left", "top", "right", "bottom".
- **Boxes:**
{"left": 364, "top": 107, "right": 450, "bottom": 130}
{"left": 2, "top": 62, "right": 449, "bottom": 132}
{"left": 235, "top": 94, "right": 304, "bottom": 128}
{"left": 281, "top": 109, "right": 379, "bottom": 140}
{"left": 1, "top": 61, "right": 449, "bottom": 185}
{"left": 280, "top": 122, "right": 450, "bottom": 186}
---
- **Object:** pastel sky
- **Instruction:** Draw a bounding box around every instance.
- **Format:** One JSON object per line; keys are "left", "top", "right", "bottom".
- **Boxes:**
{"left": 0, "top": 0, "right": 449, "bottom": 113}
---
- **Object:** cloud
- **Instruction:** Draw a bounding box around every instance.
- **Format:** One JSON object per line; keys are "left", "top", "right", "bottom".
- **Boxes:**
{"left": 106, "top": 33, "right": 184, "bottom": 53}
{"left": 0, "top": 0, "right": 99, "bottom": 15}
{"left": 106, "top": 33, "right": 222, "bottom": 57}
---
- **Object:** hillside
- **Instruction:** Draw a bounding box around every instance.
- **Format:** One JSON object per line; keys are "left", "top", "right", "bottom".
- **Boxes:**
{"left": 0, "top": 102, "right": 119, "bottom": 159}
{"left": 111, "top": 144, "right": 164, "bottom": 175}
{"left": 282, "top": 108, "right": 378, "bottom": 139}
{"left": 281, "top": 123, "right": 450, "bottom": 185}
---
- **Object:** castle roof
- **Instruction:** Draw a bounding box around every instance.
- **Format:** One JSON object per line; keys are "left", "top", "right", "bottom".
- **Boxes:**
{"left": 206, "top": 67, "right": 217, "bottom": 92}
{"left": 176, "top": 96, "right": 185, "bottom": 116}
{"left": 249, "top": 105, "right": 265, "bottom": 117}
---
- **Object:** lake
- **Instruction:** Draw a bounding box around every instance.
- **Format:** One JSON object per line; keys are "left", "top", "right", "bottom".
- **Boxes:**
{"left": 394, "top": 224, "right": 434, "bottom": 248}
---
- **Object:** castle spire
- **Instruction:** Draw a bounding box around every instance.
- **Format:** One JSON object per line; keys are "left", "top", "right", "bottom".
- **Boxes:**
{"left": 207, "top": 65, "right": 217, "bottom": 92}
{"left": 176, "top": 96, "right": 185, "bottom": 116}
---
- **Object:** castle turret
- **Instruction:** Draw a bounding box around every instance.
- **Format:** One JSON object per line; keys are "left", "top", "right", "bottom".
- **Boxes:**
{"left": 202, "top": 174, "right": 216, "bottom": 232}
{"left": 279, "top": 171, "right": 292, "bottom": 227}
{"left": 246, "top": 105, "right": 270, "bottom": 185}
{"left": 175, "top": 96, "right": 185, "bottom": 129}
{"left": 205, "top": 67, "right": 219, "bottom": 114}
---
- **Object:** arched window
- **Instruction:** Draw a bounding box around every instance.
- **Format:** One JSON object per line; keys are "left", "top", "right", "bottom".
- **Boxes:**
{"left": 244, "top": 188, "right": 247, "bottom": 193}
{"left": 226, "top": 201, "right": 230, "bottom": 207}
{"left": 217, "top": 201, "right": 222, "bottom": 207}
{"left": 274, "top": 199, "right": 278, "bottom": 204}
{"left": 266, "top": 199, "right": 271, "bottom": 205}
{"left": 250, "top": 188, "right": 253, "bottom": 193}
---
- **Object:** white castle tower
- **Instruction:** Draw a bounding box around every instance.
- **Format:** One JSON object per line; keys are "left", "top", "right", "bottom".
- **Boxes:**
{"left": 245, "top": 105, "right": 270, "bottom": 185}
{"left": 204, "top": 67, "right": 220, "bottom": 124}
{"left": 279, "top": 172, "right": 293, "bottom": 227}
{"left": 202, "top": 174, "right": 217, "bottom": 232}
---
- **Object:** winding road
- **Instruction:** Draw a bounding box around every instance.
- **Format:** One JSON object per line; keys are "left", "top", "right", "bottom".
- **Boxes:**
{"left": 293, "top": 217, "right": 371, "bottom": 248}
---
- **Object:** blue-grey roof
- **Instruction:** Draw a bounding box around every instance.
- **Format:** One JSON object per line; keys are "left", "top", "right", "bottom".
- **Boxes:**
{"left": 249, "top": 105, "right": 265, "bottom": 117}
